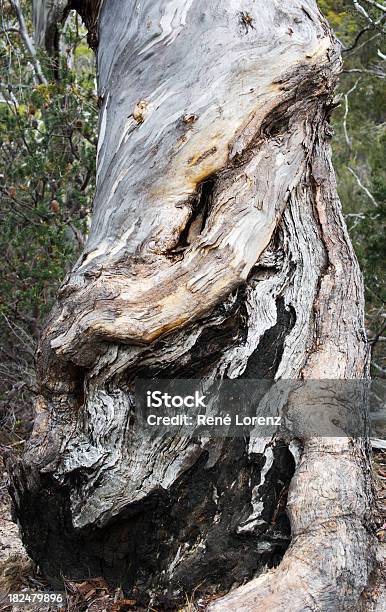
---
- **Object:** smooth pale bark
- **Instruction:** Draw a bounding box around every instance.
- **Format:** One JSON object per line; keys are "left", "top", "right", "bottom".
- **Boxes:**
{"left": 9, "top": 1, "right": 376, "bottom": 609}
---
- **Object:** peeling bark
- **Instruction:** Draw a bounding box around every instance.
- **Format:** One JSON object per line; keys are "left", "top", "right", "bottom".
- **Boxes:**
{"left": 9, "top": 1, "right": 376, "bottom": 609}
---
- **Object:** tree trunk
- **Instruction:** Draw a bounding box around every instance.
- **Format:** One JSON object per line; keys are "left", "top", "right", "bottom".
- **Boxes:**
{"left": 9, "top": 1, "right": 376, "bottom": 609}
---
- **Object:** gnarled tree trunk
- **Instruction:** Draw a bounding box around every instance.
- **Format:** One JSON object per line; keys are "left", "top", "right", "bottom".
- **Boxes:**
{"left": 9, "top": 1, "right": 376, "bottom": 609}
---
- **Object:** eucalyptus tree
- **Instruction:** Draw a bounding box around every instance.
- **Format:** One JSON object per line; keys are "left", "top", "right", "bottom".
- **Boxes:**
{"left": 9, "top": 1, "right": 377, "bottom": 609}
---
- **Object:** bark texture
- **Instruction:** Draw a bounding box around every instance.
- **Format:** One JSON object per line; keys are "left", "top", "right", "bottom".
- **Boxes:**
{"left": 10, "top": 1, "right": 376, "bottom": 609}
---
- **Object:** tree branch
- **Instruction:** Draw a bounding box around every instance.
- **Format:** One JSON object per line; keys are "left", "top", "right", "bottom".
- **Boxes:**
{"left": 342, "top": 67, "right": 386, "bottom": 78}
{"left": 347, "top": 166, "right": 379, "bottom": 206}
{"left": 343, "top": 27, "right": 377, "bottom": 53}
{"left": 9, "top": 0, "right": 47, "bottom": 85}
{"left": 343, "top": 78, "right": 361, "bottom": 147}
{"left": 353, "top": 0, "right": 378, "bottom": 23}
{"left": 361, "top": 0, "right": 386, "bottom": 13}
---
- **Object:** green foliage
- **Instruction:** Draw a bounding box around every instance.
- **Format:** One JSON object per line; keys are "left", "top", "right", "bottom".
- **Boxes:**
{"left": 0, "top": 10, "right": 97, "bottom": 335}
{"left": 319, "top": 0, "right": 359, "bottom": 40}
{"left": 0, "top": 7, "right": 97, "bottom": 433}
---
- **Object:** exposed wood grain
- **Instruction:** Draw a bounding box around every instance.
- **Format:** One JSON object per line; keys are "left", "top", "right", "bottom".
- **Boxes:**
{"left": 36, "top": 0, "right": 338, "bottom": 369}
